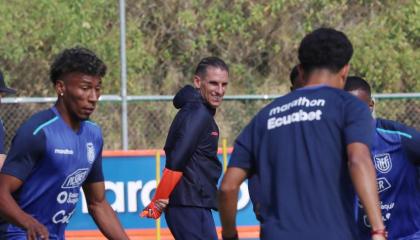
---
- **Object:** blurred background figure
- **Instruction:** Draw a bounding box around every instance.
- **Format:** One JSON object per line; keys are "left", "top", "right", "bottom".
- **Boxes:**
{"left": 0, "top": 71, "right": 16, "bottom": 169}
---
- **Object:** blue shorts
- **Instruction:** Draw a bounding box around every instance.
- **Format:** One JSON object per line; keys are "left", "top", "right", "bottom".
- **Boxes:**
{"left": 164, "top": 206, "right": 217, "bottom": 240}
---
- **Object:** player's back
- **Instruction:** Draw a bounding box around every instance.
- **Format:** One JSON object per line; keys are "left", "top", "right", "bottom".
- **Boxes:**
{"left": 249, "top": 85, "right": 371, "bottom": 239}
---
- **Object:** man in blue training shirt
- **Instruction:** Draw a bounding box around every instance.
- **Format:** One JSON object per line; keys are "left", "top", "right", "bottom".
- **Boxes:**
{"left": 345, "top": 76, "right": 420, "bottom": 240}
{"left": 0, "top": 47, "right": 129, "bottom": 240}
{"left": 219, "top": 28, "right": 387, "bottom": 240}
{"left": 248, "top": 64, "right": 303, "bottom": 223}
{"left": 0, "top": 71, "right": 16, "bottom": 169}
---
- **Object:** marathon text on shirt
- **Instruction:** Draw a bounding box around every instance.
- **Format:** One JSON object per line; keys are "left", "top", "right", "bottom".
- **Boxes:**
{"left": 268, "top": 97, "right": 325, "bottom": 116}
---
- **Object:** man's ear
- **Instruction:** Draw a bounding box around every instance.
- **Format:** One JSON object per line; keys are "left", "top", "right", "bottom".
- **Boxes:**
{"left": 55, "top": 80, "right": 65, "bottom": 96}
{"left": 193, "top": 75, "right": 201, "bottom": 89}
{"left": 369, "top": 98, "right": 375, "bottom": 112}
{"left": 339, "top": 64, "right": 350, "bottom": 88}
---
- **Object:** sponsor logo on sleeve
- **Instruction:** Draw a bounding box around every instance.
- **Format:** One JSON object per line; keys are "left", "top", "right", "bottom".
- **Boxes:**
{"left": 374, "top": 153, "right": 392, "bottom": 173}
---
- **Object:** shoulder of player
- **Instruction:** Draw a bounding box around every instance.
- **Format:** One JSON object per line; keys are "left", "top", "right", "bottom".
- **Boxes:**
{"left": 180, "top": 101, "right": 213, "bottom": 121}
{"left": 83, "top": 120, "right": 103, "bottom": 142}
{"left": 21, "top": 108, "right": 58, "bottom": 136}
{"left": 84, "top": 120, "right": 101, "bottom": 132}
{"left": 376, "top": 118, "right": 414, "bottom": 139}
{"left": 376, "top": 118, "right": 402, "bottom": 130}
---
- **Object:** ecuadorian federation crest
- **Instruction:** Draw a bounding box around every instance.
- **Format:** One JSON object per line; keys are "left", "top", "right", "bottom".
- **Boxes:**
{"left": 374, "top": 153, "right": 392, "bottom": 173}
{"left": 86, "top": 142, "right": 95, "bottom": 164}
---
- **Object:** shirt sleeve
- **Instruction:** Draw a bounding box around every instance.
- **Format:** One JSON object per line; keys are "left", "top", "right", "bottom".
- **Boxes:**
{"left": 165, "top": 108, "right": 209, "bottom": 171}
{"left": 0, "top": 120, "right": 5, "bottom": 154}
{"left": 0, "top": 123, "right": 45, "bottom": 181}
{"left": 343, "top": 96, "right": 373, "bottom": 148}
{"left": 391, "top": 122, "right": 420, "bottom": 164}
{"left": 228, "top": 118, "right": 256, "bottom": 170}
{"left": 85, "top": 143, "right": 104, "bottom": 183}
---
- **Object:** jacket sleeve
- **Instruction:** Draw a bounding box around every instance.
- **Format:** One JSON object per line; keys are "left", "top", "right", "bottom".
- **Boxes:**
{"left": 165, "top": 108, "right": 210, "bottom": 171}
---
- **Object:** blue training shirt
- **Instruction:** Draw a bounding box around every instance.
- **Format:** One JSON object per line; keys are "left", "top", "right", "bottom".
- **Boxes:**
{"left": 229, "top": 85, "right": 373, "bottom": 240}
{"left": 0, "top": 107, "right": 104, "bottom": 240}
{"left": 356, "top": 118, "right": 420, "bottom": 240}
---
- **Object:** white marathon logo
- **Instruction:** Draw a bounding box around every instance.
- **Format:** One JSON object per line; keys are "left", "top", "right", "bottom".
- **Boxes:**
{"left": 61, "top": 168, "right": 89, "bottom": 189}
{"left": 267, "top": 97, "right": 325, "bottom": 130}
{"left": 374, "top": 153, "right": 392, "bottom": 173}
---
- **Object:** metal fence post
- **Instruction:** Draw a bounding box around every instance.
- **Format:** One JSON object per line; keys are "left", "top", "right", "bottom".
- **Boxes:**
{"left": 119, "top": 0, "right": 128, "bottom": 150}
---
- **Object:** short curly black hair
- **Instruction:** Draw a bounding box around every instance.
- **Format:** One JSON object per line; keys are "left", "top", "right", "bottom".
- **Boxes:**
{"left": 50, "top": 47, "right": 107, "bottom": 84}
{"left": 298, "top": 28, "right": 353, "bottom": 74}
{"left": 344, "top": 76, "right": 371, "bottom": 96}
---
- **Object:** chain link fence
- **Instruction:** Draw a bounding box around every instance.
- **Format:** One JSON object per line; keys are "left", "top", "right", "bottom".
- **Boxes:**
{"left": 1, "top": 94, "right": 419, "bottom": 151}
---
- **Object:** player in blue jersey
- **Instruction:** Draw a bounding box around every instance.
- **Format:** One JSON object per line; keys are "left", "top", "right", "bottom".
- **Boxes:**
{"left": 345, "top": 76, "right": 420, "bottom": 240}
{"left": 0, "top": 71, "right": 16, "bottom": 169}
{"left": 0, "top": 47, "right": 129, "bottom": 240}
{"left": 219, "top": 28, "right": 387, "bottom": 240}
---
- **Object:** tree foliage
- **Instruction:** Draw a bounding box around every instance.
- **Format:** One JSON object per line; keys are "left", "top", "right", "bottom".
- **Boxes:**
{"left": 0, "top": 0, "right": 418, "bottom": 96}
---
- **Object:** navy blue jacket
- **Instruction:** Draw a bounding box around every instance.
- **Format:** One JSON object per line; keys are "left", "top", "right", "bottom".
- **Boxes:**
{"left": 165, "top": 85, "right": 222, "bottom": 210}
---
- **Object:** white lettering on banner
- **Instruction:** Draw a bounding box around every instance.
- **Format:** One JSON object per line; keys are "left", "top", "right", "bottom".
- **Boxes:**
{"left": 106, "top": 181, "right": 125, "bottom": 212}
{"left": 80, "top": 180, "right": 252, "bottom": 214}
{"left": 141, "top": 180, "right": 156, "bottom": 207}
{"left": 128, "top": 181, "right": 143, "bottom": 212}
{"left": 238, "top": 183, "right": 250, "bottom": 210}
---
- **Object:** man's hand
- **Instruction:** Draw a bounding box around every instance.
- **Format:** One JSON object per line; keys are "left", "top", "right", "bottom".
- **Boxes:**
{"left": 23, "top": 216, "right": 49, "bottom": 240}
{"left": 141, "top": 199, "right": 168, "bottom": 219}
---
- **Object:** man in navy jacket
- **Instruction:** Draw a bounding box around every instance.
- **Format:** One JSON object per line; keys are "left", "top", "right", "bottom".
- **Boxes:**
{"left": 142, "top": 57, "right": 229, "bottom": 240}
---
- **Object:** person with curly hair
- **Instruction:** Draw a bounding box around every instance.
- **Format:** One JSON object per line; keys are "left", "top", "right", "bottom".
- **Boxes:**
{"left": 219, "top": 28, "right": 386, "bottom": 240}
{"left": 0, "top": 47, "right": 129, "bottom": 240}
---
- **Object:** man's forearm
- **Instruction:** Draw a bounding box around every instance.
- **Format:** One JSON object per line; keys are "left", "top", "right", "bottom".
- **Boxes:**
{"left": 0, "top": 189, "right": 34, "bottom": 229}
{"left": 219, "top": 184, "right": 240, "bottom": 237}
{"left": 88, "top": 200, "right": 129, "bottom": 240}
{"left": 0, "top": 154, "right": 6, "bottom": 170}
{"left": 349, "top": 158, "right": 384, "bottom": 231}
